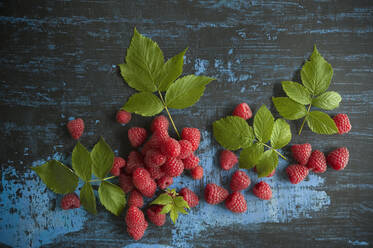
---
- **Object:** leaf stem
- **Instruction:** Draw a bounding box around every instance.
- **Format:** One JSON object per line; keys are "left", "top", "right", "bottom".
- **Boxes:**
{"left": 158, "top": 91, "right": 181, "bottom": 139}
{"left": 88, "top": 175, "right": 116, "bottom": 183}
{"left": 261, "top": 143, "right": 287, "bottom": 160}
{"left": 298, "top": 104, "right": 312, "bottom": 135}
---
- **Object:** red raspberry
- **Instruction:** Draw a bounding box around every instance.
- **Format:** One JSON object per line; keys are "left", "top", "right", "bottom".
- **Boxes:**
{"left": 127, "top": 221, "right": 148, "bottom": 241}
{"left": 253, "top": 167, "right": 275, "bottom": 177}
{"left": 125, "top": 151, "right": 144, "bottom": 175}
{"left": 191, "top": 165, "right": 203, "bottom": 180}
{"left": 116, "top": 110, "right": 131, "bottom": 124}
{"left": 306, "top": 150, "right": 327, "bottom": 173}
{"left": 225, "top": 192, "right": 247, "bottom": 213}
{"left": 204, "top": 183, "right": 229, "bottom": 205}
{"left": 128, "top": 190, "right": 144, "bottom": 208}
{"left": 147, "top": 166, "right": 165, "bottom": 180}
{"left": 178, "top": 140, "right": 193, "bottom": 159}
{"left": 160, "top": 138, "right": 181, "bottom": 157}
{"left": 119, "top": 174, "right": 134, "bottom": 193}
{"left": 67, "top": 118, "right": 84, "bottom": 140}
{"left": 286, "top": 164, "right": 309, "bottom": 184}
{"left": 230, "top": 170, "right": 250, "bottom": 191}
{"left": 61, "top": 193, "right": 80, "bottom": 210}
{"left": 291, "top": 143, "right": 312, "bottom": 165}
{"left": 333, "top": 114, "right": 352, "bottom": 134}
{"left": 232, "top": 103, "right": 252, "bottom": 120}
{"left": 179, "top": 188, "right": 199, "bottom": 208}
{"left": 163, "top": 157, "right": 184, "bottom": 177}
{"left": 157, "top": 176, "right": 173, "bottom": 190}
{"left": 142, "top": 129, "right": 170, "bottom": 154}
{"left": 220, "top": 150, "right": 238, "bottom": 171}
{"left": 181, "top": 127, "right": 201, "bottom": 151}
{"left": 111, "top": 156, "right": 126, "bottom": 176}
{"left": 140, "top": 180, "right": 157, "bottom": 198}
{"left": 252, "top": 181, "right": 272, "bottom": 200}
{"left": 182, "top": 153, "right": 199, "bottom": 170}
{"left": 151, "top": 115, "right": 169, "bottom": 132}
{"left": 132, "top": 168, "right": 157, "bottom": 198}
{"left": 145, "top": 149, "right": 166, "bottom": 168}
{"left": 128, "top": 127, "right": 147, "bottom": 148}
{"left": 146, "top": 205, "right": 166, "bottom": 226}
{"left": 126, "top": 206, "right": 147, "bottom": 240}
{"left": 327, "top": 147, "right": 349, "bottom": 171}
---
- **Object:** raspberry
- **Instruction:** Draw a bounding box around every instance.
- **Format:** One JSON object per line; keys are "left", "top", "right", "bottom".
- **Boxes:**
{"left": 116, "top": 110, "right": 131, "bottom": 124}
{"left": 151, "top": 115, "right": 169, "bottom": 132}
{"left": 160, "top": 138, "right": 181, "bottom": 157}
{"left": 204, "top": 183, "right": 229, "bottom": 205}
{"left": 286, "top": 164, "right": 309, "bottom": 184}
{"left": 182, "top": 153, "right": 199, "bottom": 170}
{"left": 128, "top": 190, "right": 144, "bottom": 208}
{"left": 119, "top": 174, "right": 134, "bottom": 193}
{"left": 230, "top": 170, "right": 250, "bottom": 191}
{"left": 132, "top": 167, "right": 157, "bottom": 198}
{"left": 253, "top": 167, "right": 275, "bottom": 177}
{"left": 327, "top": 147, "right": 349, "bottom": 171}
{"left": 128, "top": 127, "right": 147, "bottom": 148}
{"left": 157, "top": 176, "right": 173, "bottom": 190}
{"left": 291, "top": 143, "right": 312, "bottom": 165}
{"left": 179, "top": 188, "right": 199, "bottom": 208}
{"left": 111, "top": 156, "right": 126, "bottom": 176}
{"left": 252, "top": 182, "right": 272, "bottom": 200}
{"left": 61, "top": 193, "right": 80, "bottom": 210}
{"left": 225, "top": 192, "right": 247, "bottom": 213}
{"left": 140, "top": 180, "right": 157, "bottom": 198}
{"left": 142, "top": 129, "right": 170, "bottom": 154}
{"left": 147, "top": 166, "right": 165, "bottom": 180}
{"left": 181, "top": 127, "right": 201, "bottom": 151}
{"left": 191, "top": 165, "right": 203, "bottom": 180}
{"left": 163, "top": 157, "right": 184, "bottom": 177}
{"left": 232, "top": 103, "right": 252, "bottom": 120}
{"left": 178, "top": 140, "right": 193, "bottom": 159}
{"left": 220, "top": 150, "right": 238, "bottom": 171}
{"left": 333, "top": 114, "right": 352, "bottom": 134}
{"left": 67, "top": 118, "right": 84, "bottom": 140}
{"left": 125, "top": 151, "right": 144, "bottom": 175}
{"left": 126, "top": 206, "right": 147, "bottom": 240}
{"left": 127, "top": 221, "right": 148, "bottom": 241}
{"left": 146, "top": 205, "right": 166, "bottom": 226}
{"left": 145, "top": 149, "right": 166, "bottom": 168}
{"left": 306, "top": 150, "right": 327, "bottom": 173}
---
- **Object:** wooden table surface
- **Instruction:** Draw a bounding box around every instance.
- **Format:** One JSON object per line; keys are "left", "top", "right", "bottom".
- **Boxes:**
{"left": 1, "top": 0, "right": 372, "bottom": 247}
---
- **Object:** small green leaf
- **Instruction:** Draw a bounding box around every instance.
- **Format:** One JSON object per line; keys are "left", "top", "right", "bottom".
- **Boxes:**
{"left": 32, "top": 160, "right": 78, "bottom": 194}
{"left": 175, "top": 206, "right": 188, "bottom": 215}
{"left": 91, "top": 137, "right": 114, "bottom": 179}
{"left": 213, "top": 116, "right": 254, "bottom": 150}
{"left": 72, "top": 142, "right": 92, "bottom": 181}
{"left": 270, "top": 119, "right": 292, "bottom": 149}
{"left": 161, "top": 204, "right": 172, "bottom": 214}
{"left": 253, "top": 105, "right": 274, "bottom": 143}
{"left": 272, "top": 97, "right": 307, "bottom": 120}
{"left": 239, "top": 143, "right": 264, "bottom": 170}
{"left": 150, "top": 193, "right": 173, "bottom": 206}
{"left": 165, "top": 75, "right": 215, "bottom": 109}
{"left": 301, "top": 45, "right": 333, "bottom": 95}
{"left": 281, "top": 81, "right": 312, "bottom": 105}
{"left": 312, "top": 91, "right": 342, "bottom": 110}
{"left": 170, "top": 208, "right": 178, "bottom": 224}
{"left": 174, "top": 196, "right": 190, "bottom": 209}
{"left": 98, "top": 181, "right": 126, "bottom": 216}
{"left": 80, "top": 182, "right": 97, "bottom": 215}
{"left": 306, "top": 111, "right": 338, "bottom": 134}
{"left": 256, "top": 150, "right": 278, "bottom": 178}
{"left": 122, "top": 92, "right": 164, "bottom": 117}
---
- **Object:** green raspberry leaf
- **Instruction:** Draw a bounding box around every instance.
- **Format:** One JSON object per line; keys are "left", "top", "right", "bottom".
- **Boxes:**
{"left": 281, "top": 81, "right": 312, "bottom": 105}
{"left": 239, "top": 143, "right": 264, "bottom": 170}
{"left": 122, "top": 92, "right": 164, "bottom": 117}
{"left": 312, "top": 91, "right": 342, "bottom": 110}
{"left": 306, "top": 111, "right": 338, "bottom": 134}
{"left": 256, "top": 150, "right": 278, "bottom": 178}
{"left": 270, "top": 119, "right": 292, "bottom": 149}
{"left": 174, "top": 196, "right": 190, "bottom": 209}
{"left": 213, "top": 116, "right": 254, "bottom": 150}
{"left": 150, "top": 193, "right": 173, "bottom": 206}
{"left": 175, "top": 206, "right": 188, "bottom": 215}
{"left": 98, "top": 181, "right": 126, "bottom": 216}
{"left": 72, "top": 142, "right": 92, "bottom": 181}
{"left": 80, "top": 182, "right": 97, "bottom": 215}
{"left": 301, "top": 45, "right": 333, "bottom": 95}
{"left": 91, "top": 137, "right": 114, "bottom": 179}
{"left": 32, "top": 160, "right": 78, "bottom": 194}
{"left": 165, "top": 75, "right": 215, "bottom": 109}
{"left": 272, "top": 97, "right": 307, "bottom": 120}
{"left": 161, "top": 204, "right": 173, "bottom": 214}
{"left": 170, "top": 208, "right": 178, "bottom": 224}
{"left": 253, "top": 105, "right": 274, "bottom": 143}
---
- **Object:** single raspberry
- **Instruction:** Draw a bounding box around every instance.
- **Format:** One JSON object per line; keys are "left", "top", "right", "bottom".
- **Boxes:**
{"left": 125, "top": 151, "right": 144, "bottom": 175}
{"left": 225, "top": 192, "right": 247, "bottom": 213}
{"left": 306, "top": 150, "right": 327, "bottom": 173}
{"left": 179, "top": 188, "right": 199, "bottom": 208}
{"left": 127, "top": 221, "right": 148, "bottom": 241}
{"left": 178, "top": 140, "right": 193, "bottom": 159}
{"left": 128, "top": 127, "right": 147, "bottom": 148}
{"left": 157, "top": 176, "right": 173, "bottom": 190}
{"left": 140, "top": 180, "right": 157, "bottom": 198}
{"left": 252, "top": 181, "right": 272, "bottom": 200}
{"left": 163, "top": 157, "right": 184, "bottom": 177}
{"left": 291, "top": 143, "right": 312, "bottom": 165}
{"left": 132, "top": 168, "right": 156, "bottom": 197}
{"left": 61, "top": 193, "right": 80, "bottom": 210}
{"left": 128, "top": 190, "right": 144, "bottom": 208}
{"left": 220, "top": 150, "right": 238, "bottom": 171}
{"left": 286, "top": 164, "right": 309, "bottom": 184}
{"left": 181, "top": 127, "right": 201, "bottom": 151}
{"left": 146, "top": 205, "right": 166, "bottom": 226}
{"left": 230, "top": 170, "right": 250, "bottom": 191}
{"left": 67, "top": 118, "right": 84, "bottom": 140}
{"left": 116, "top": 110, "right": 131, "bottom": 124}
{"left": 232, "top": 103, "right": 252, "bottom": 120}
{"left": 111, "top": 156, "right": 126, "bottom": 176}
{"left": 333, "top": 113, "right": 352, "bottom": 134}
{"left": 327, "top": 147, "right": 349, "bottom": 171}
{"left": 145, "top": 149, "right": 166, "bottom": 168}
{"left": 151, "top": 115, "right": 169, "bottom": 132}
{"left": 126, "top": 206, "right": 147, "bottom": 240}
{"left": 142, "top": 129, "right": 170, "bottom": 154}
{"left": 204, "top": 183, "right": 229, "bottom": 205}
{"left": 160, "top": 138, "right": 181, "bottom": 157}
{"left": 147, "top": 166, "right": 165, "bottom": 180}
{"left": 182, "top": 153, "right": 199, "bottom": 170}
{"left": 253, "top": 167, "right": 275, "bottom": 177}
{"left": 191, "top": 165, "right": 203, "bottom": 180}
{"left": 119, "top": 174, "right": 134, "bottom": 193}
